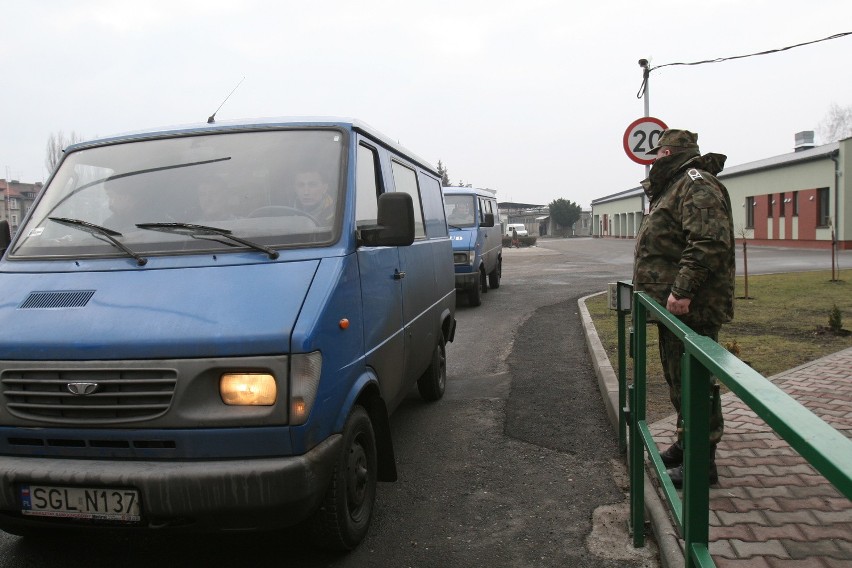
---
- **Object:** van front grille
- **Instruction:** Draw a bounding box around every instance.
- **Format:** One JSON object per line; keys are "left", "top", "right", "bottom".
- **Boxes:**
{"left": 19, "top": 290, "right": 96, "bottom": 309}
{"left": 1, "top": 370, "right": 177, "bottom": 424}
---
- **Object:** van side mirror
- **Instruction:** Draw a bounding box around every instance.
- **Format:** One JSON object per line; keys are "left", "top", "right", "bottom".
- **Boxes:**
{"left": 481, "top": 212, "right": 495, "bottom": 227}
{"left": 0, "top": 221, "right": 10, "bottom": 256}
{"left": 360, "top": 192, "right": 415, "bottom": 247}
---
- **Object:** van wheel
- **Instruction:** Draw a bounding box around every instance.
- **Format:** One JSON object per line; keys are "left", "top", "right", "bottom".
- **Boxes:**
{"left": 488, "top": 259, "right": 501, "bottom": 289}
{"left": 418, "top": 337, "right": 446, "bottom": 401}
{"left": 467, "top": 272, "right": 482, "bottom": 306}
{"left": 0, "top": 525, "right": 62, "bottom": 539}
{"left": 309, "top": 406, "right": 377, "bottom": 551}
{"left": 480, "top": 268, "right": 489, "bottom": 295}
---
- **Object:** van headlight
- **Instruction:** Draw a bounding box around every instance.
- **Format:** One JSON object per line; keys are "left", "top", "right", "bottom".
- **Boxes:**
{"left": 453, "top": 252, "right": 472, "bottom": 265}
{"left": 220, "top": 373, "right": 277, "bottom": 406}
{"left": 290, "top": 352, "right": 322, "bottom": 425}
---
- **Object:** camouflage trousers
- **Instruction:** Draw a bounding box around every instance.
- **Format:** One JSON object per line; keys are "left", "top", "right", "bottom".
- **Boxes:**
{"left": 657, "top": 323, "right": 725, "bottom": 445}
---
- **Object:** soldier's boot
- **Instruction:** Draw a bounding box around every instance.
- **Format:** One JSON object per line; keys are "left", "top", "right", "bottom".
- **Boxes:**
{"left": 666, "top": 446, "right": 718, "bottom": 488}
{"left": 659, "top": 441, "right": 683, "bottom": 468}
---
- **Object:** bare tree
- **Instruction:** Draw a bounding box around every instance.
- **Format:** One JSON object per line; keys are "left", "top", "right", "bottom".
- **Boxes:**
{"left": 817, "top": 103, "right": 852, "bottom": 143}
{"left": 45, "top": 131, "right": 83, "bottom": 174}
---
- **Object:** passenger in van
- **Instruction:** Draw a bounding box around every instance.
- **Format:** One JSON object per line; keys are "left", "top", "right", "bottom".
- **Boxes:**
{"left": 104, "top": 182, "right": 146, "bottom": 231}
{"left": 196, "top": 179, "right": 238, "bottom": 222}
{"left": 293, "top": 169, "right": 335, "bottom": 226}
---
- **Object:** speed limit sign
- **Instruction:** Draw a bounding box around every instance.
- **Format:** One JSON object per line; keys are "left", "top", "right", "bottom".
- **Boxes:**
{"left": 623, "top": 117, "right": 668, "bottom": 165}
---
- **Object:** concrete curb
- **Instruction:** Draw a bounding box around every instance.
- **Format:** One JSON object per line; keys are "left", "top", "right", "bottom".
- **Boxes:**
{"left": 578, "top": 292, "right": 683, "bottom": 568}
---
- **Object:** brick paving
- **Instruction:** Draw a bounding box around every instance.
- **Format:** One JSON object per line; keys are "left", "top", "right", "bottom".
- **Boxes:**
{"left": 649, "top": 347, "right": 852, "bottom": 566}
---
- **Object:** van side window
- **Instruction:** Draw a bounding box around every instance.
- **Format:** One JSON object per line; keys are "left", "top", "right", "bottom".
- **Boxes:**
{"left": 417, "top": 173, "right": 447, "bottom": 238}
{"left": 356, "top": 144, "right": 381, "bottom": 229}
{"left": 391, "top": 161, "right": 425, "bottom": 238}
{"left": 484, "top": 199, "right": 493, "bottom": 220}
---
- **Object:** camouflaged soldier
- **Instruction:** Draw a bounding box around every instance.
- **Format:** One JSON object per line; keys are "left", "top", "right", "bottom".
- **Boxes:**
{"left": 633, "top": 129, "right": 735, "bottom": 488}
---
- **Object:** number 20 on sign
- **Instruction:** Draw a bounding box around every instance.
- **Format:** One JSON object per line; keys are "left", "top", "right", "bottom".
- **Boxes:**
{"left": 623, "top": 117, "right": 668, "bottom": 166}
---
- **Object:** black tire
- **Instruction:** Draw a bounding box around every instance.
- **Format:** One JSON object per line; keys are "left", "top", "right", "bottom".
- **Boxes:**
{"left": 467, "top": 271, "right": 482, "bottom": 306}
{"left": 417, "top": 337, "right": 446, "bottom": 401}
{"left": 488, "top": 259, "right": 501, "bottom": 289}
{"left": 309, "top": 406, "right": 377, "bottom": 551}
{"left": 480, "top": 267, "right": 489, "bottom": 295}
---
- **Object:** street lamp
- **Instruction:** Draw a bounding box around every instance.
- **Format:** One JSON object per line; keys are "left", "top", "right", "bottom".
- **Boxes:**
{"left": 638, "top": 58, "right": 652, "bottom": 181}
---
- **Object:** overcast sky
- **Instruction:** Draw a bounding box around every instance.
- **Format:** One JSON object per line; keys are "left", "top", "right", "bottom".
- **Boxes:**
{"left": 3, "top": 1, "right": 851, "bottom": 208}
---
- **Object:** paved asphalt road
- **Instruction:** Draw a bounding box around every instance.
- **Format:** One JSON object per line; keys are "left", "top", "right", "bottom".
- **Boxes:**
{"left": 0, "top": 238, "right": 843, "bottom": 568}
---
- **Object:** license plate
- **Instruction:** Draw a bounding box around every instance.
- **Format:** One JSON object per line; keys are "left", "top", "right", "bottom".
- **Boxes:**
{"left": 21, "top": 485, "right": 141, "bottom": 522}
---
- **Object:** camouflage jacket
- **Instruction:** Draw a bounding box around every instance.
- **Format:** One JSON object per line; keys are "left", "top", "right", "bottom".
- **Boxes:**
{"left": 633, "top": 151, "right": 735, "bottom": 327}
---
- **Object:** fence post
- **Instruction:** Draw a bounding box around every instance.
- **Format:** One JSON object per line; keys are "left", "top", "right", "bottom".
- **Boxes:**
{"left": 682, "top": 346, "right": 711, "bottom": 567}
{"left": 617, "top": 308, "right": 627, "bottom": 452}
{"left": 629, "top": 295, "right": 647, "bottom": 547}
{"left": 617, "top": 281, "right": 632, "bottom": 453}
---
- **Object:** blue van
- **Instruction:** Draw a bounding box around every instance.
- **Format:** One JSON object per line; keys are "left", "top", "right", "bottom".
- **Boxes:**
{"left": 443, "top": 187, "right": 502, "bottom": 306}
{"left": 0, "top": 118, "right": 456, "bottom": 550}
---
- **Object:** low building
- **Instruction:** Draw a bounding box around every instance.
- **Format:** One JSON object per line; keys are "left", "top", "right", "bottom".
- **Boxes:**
{"left": 591, "top": 133, "right": 852, "bottom": 250}
{"left": 499, "top": 201, "right": 548, "bottom": 236}
{"left": 499, "top": 202, "right": 591, "bottom": 237}
{"left": 1, "top": 179, "right": 43, "bottom": 235}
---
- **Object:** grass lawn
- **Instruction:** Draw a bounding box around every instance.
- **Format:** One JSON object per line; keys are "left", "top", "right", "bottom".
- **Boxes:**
{"left": 585, "top": 270, "right": 852, "bottom": 424}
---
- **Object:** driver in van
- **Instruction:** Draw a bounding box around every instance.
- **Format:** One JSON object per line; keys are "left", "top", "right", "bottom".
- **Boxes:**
{"left": 448, "top": 201, "right": 474, "bottom": 225}
{"left": 104, "top": 181, "right": 146, "bottom": 230}
{"left": 196, "top": 178, "right": 243, "bottom": 222}
{"left": 294, "top": 169, "right": 335, "bottom": 226}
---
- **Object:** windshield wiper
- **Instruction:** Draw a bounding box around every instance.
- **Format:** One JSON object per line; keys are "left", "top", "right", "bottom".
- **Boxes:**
{"left": 136, "top": 222, "right": 279, "bottom": 260}
{"left": 48, "top": 217, "right": 148, "bottom": 266}
{"left": 447, "top": 224, "right": 463, "bottom": 230}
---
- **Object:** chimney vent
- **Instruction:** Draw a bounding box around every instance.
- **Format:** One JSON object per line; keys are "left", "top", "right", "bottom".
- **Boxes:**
{"left": 794, "top": 131, "right": 815, "bottom": 152}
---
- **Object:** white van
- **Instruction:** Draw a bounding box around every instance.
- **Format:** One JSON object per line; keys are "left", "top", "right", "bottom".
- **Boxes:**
{"left": 505, "top": 223, "right": 528, "bottom": 237}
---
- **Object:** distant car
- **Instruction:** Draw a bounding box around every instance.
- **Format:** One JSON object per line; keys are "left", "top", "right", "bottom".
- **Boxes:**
{"left": 505, "top": 223, "right": 528, "bottom": 237}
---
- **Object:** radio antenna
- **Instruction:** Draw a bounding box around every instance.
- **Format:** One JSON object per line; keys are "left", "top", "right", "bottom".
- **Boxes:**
{"left": 207, "top": 77, "right": 245, "bottom": 124}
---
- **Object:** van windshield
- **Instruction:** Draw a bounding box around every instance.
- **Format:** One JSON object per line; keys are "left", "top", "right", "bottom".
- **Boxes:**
{"left": 444, "top": 195, "right": 476, "bottom": 228}
{"left": 10, "top": 129, "right": 344, "bottom": 260}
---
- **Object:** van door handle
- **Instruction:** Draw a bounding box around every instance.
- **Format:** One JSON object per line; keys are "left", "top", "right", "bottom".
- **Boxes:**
{"left": 394, "top": 269, "right": 406, "bottom": 280}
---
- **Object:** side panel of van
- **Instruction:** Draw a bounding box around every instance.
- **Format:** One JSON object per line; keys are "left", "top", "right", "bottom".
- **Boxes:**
{"left": 477, "top": 195, "right": 502, "bottom": 281}
{"left": 355, "top": 140, "right": 407, "bottom": 408}
{"left": 353, "top": 136, "right": 453, "bottom": 412}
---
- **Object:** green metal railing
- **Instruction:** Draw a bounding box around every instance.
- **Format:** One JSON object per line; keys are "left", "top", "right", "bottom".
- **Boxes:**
{"left": 615, "top": 281, "right": 852, "bottom": 568}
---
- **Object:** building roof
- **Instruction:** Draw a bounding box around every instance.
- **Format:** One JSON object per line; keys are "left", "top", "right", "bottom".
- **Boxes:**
{"left": 718, "top": 142, "right": 839, "bottom": 178}
{"left": 591, "top": 139, "right": 842, "bottom": 206}
{"left": 0, "top": 179, "right": 43, "bottom": 199}
{"left": 591, "top": 186, "right": 643, "bottom": 206}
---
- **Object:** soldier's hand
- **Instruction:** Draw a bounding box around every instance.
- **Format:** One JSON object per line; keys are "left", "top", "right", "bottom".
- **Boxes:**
{"left": 666, "top": 293, "right": 691, "bottom": 316}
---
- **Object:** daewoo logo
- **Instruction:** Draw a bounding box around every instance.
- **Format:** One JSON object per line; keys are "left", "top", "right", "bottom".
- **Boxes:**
{"left": 66, "top": 382, "right": 99, "bottom": 396}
